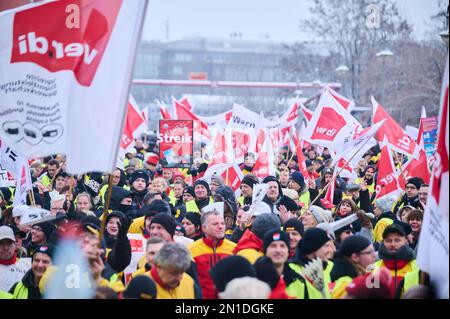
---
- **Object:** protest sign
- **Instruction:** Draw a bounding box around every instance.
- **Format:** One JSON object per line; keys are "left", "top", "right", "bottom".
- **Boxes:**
{"left": 158, "top": 120, "right": 193, "bottom": 168}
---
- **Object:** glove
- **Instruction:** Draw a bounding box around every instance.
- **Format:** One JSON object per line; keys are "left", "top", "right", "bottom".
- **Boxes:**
{"left": 117, "top": 214, "right": 131, "bottom": 238}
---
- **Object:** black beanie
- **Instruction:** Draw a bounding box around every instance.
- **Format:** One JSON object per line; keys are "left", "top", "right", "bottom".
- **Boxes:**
{"left": 184, "top": 212, "right": 202, "bottom": 228}
{"left": 209, "top": 255, "right": 256, "bottom": 292}
{"left": 150, "top": 213, "right": 177, "bottom": 237}
{"left": 298, "top": 228, "right": 332, "bottom": 256}
{"left": 283, "top": 218, "right": 304, "bottom": 236}
{"left": 144, "top": 199, "right": 169, "bottom": 217}
{"left": 123, "top": 275, "right": 157, "bottom": 299}
{"left": 35, "top": 221, "right": 55, "bottom": 240}
{"left": 183, "top": 186, "right": 195, "bottom": 197}
{"left": 406, "top": 177, "right": 422, "bottom": 190}
{"left": 340, "top": 235, "right": 372, "bottom": 257}
{"left": 290, "top": 171, "right": 305, "bottom": 190}
{"left": 241, "top": 175, "right": 258, "bottom": 189}
{"left": 277, "top": 195, "right": 300, "bottom": 212}
{"left": 130, "top": 170, "right": 150, "bottom": 186}
{"left": 263, "top": 229, "right": 290, "bottom": 253}
{"left": 254, "top": 256, "right": 280, "bottom": 290}
{"left": 32, "top": 244, "right": 55, "bottom": 261}
{"left": 194, "top": 179, "right": 211, "bottom": 195}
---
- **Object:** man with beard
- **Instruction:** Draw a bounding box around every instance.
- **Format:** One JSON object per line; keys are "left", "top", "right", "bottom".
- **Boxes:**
{"left": 373, "top": 224, "right": 418, "bottom": 296}
{"left": 354, "top": 165, "right": 376, "bottom": 198}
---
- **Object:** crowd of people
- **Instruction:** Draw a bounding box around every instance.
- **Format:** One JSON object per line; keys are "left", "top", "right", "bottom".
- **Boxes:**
{"left": 0, "top": 137, "right": 434, "bottom": 299}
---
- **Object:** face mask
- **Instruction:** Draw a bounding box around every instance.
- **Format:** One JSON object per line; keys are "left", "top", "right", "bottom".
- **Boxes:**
{"left": 119, "top": 204, "right": 131, "bottom": 214}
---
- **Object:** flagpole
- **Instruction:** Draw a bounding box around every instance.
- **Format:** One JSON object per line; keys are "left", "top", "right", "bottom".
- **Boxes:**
{"left": 393, "top": 151, "right": 407, "bottom": 187}
{"left": 97, "top": 174, "right": 114, "bottom": 248}
{"left": 306, "top": 136, "right": 373, "bottom": 210}
{"left": 286, "top": 129, "right": 298, "bottom": 169}
{"left": 28, "top": 190, "right": 36, "bottom": 207}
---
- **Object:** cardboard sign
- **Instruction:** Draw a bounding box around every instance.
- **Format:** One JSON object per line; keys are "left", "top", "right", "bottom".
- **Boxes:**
{"left": 123, "top": 233, "right": 147, "bottom": 285}
{"left": 158, "top": 120, "right": 193, "bottom": 168}
{"left": 248, "top": 183, "right": 268, "bottom": 216}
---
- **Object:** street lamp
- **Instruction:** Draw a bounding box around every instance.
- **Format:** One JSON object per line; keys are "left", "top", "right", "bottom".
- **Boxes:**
{"left": 376, "top": 49, "right": 394, "bottom": 106}
{"left": 335, "top": 64, "right": 349, "bottom": 96}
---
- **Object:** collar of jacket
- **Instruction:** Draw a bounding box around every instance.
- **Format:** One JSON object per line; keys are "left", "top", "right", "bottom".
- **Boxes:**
{"left": 330, "top": 257, "right": 359, "bottom": 282}
{"left": 232, "top": 229, "right": 263, "bottom": 254}
{"left": 378, "top": 211, "right": 396, "bottom": 222}
{"left": 0, "top": 254, "right": 17, "bottom": 265}
{"left": 378, "top": 243, "right": 415, "bottom": 263}
{"left": 203, "top": 237, "right": 224, "bottom": 249}
{"left": 151, "top": 265, "right": 171, "bottom": 290}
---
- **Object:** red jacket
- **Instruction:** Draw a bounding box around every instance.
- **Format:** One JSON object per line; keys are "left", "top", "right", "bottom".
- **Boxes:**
{"left": 189, "top": 237, "right": 236, "bottom": 299}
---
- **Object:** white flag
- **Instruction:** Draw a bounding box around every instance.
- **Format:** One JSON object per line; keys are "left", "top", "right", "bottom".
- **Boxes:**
{"left": 0, "top": 0, "right": 148, "bottom": 174}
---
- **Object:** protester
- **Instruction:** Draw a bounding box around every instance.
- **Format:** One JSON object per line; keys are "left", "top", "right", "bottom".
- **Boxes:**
{"left": 330, "top": 235, "right": 376, "bottom": 299}
{"left": 133, "top": 236, "right": 166, "bottom": 276}
{"left": 185, "top": 179, "right": 213, "bottom": 213}
{"left": 209, "top": 255, "right": 256, "bottom": 294}
{"left": 393, "top": 177, "right": 423, "bottom": 214}
{"left": 219, "top": 277, "right": 271, "bottom": 299}
{"left": 373, "top": 196, "right": 397, "bottom": 242}
{"left": 285, "top": 228, "right": 335, "bottom": 299}
{"left": 148, "top": 242, "right": 202, "bottom": 299}
{"left": 189, "top": 211, "right": 236, "bottom": 298}
{"left": 283, "top": 218, "right": 304, "bottom": 258}
{"left": 238, "top": 174, "right": 259, "bottom": 206}
{"left": 374, "top": 224, "right": 419, "bottom": 295}
{"left": 10, "top": 245, "right": 54, "bottom": 299}
{"left": 181, "top": 212, "right": 203, "bottom": 241}
{"left": 0, "top": 226, "right": 31, "bottom": 292}
{"left": 301, "top": 205, "right": 333, "bottom": 230}
{"left": 406, "top": 209, "right": 423, "bottom": 249}
{"left": 233, "top": 213, "right": 281, "bottom": 264}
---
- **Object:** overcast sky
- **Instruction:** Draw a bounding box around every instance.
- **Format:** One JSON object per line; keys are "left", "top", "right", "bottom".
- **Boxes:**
{"left": 142, "top": 0, "right": 444, "bottom": 43}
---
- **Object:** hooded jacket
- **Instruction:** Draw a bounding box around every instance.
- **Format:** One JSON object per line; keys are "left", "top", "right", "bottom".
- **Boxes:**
{"left": 373, "top": 211, "right": 396, "bottom": 242}
{"left": 189, "top": 237, "right": 236, "bottom": 299}
{"left": 285, "top": 247, "right": 333, "bottom": 299}
{"left": 329, "top": 257, "right": 360, "bottom": 299}
{"left": 374, "top": 243, "right": 418, "bottom": 296}
{"left": 109, "top": 186, "right": 133, "bottom": 215}
{"left": 10, "top": 269, "right": 42, "bottom": 299}
{"left": 232, "top": 229, "right": 264, "bottom": 264}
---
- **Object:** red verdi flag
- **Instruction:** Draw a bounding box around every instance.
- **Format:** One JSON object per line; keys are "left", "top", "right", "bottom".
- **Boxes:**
{"left": 120, "top": 95, "right": 145, "bottom": 152}
{"left": 375, "top": 137, "right": 402, "bottom": 200}
{"left": 158, "top": 120, "right": 193, "bottom": 168}
{"left": 371, "top": 97, "right": 418, "bottom": 157}
{"left": 0, "top": 0, "right": 148, "bottom": 174}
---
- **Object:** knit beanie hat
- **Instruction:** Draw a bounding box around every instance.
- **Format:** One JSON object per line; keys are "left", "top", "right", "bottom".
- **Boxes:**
{"left": 308, "top": 205, "right": 333, "bottom": 224}
{"left": 211, "top": 174, "right": 224, "bottom": 186}
{"left": 175, "top": 222, "right": 186, "bottom": 236}
{"left": 184, "top": 212, "right": 202, "bottom": 229}
{"left": 123, "top": 275, "right": 157, "bottom": 299}
{"left": 214, "top": 185, "right": 238, "bottom": 215}
{"left": 130, "top": 169, "right": 150, "bottom": 186}
{"left": 32, "top": 244, "right": 55, "bottom": 261}
{"left": 209, "top": 256, "right": 256, "bottom": 292}
{"left": 283, "top": 218, "right": 304, "bottom": 236}
{"left": 241, "top": 175, "right": 259, "bottom": 189}
{"left": 254, "top": 256, "right": 279, "bottom": 289}
{"left": 263, "top": 229, "right": 290, "bottom": 253}
{"left": 374, "top": 196, "right": 396, "bottom": 213}
{"left": 251, "top": 214, "right": 281, "bottom": 240}
{"left": 183, "top": 186, "right": 195, "bottom": 198}
{"left": 340, "top": 235, "right": 372, "bottom": 257}
{"left": 290, "top": 171, "right": 305, "bottom": 189}
{"left": 298, "top": 228, "right": 332, "bottom": 256}
{"left": 150, "top": 213, "right": 177, "bottom": 237}
{"left": 194, "top": 179, "right": 211, "bottom": 196}
{"left": 277, "top": 195, "right": 300, "bottom": 212}
{"left": 406, "top": 177, "right": 422, "bottom": 190}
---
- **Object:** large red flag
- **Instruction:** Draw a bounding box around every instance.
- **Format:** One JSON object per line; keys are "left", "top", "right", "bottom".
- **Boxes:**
{"left": 325, "top": 86, "right": 354, "bottom": 111}
{"left": 173, "top": 98, "right": 210, "bottom": 140}
{"left": 372, "top": 97, "right": 418, "bottom": 157}
{"left": 375, "top": 137, "right": 402, "bottom": 200}
{"left": 292, "top": 131, "right": 310, "bottom": 179}
{"left": 120, "top": 96, "right": 146, "bottom": 152}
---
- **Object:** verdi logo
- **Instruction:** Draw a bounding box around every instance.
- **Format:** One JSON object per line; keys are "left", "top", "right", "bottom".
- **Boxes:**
{"left": 10, "top": 0, "right": 123, "bottom": 86}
